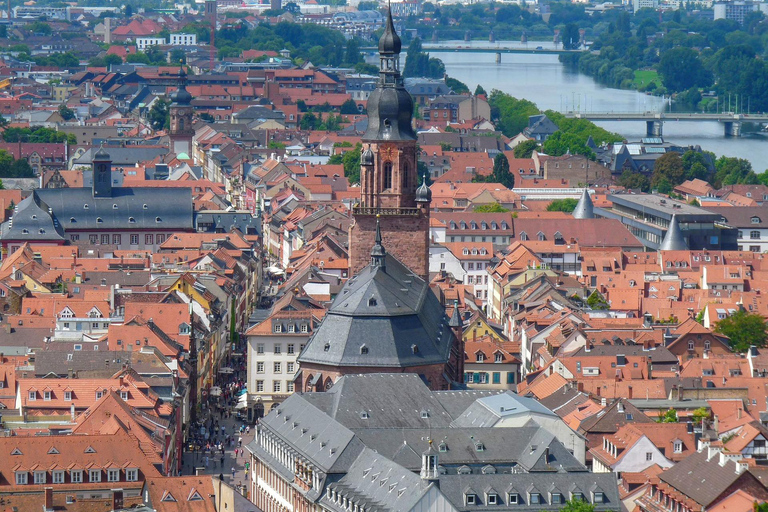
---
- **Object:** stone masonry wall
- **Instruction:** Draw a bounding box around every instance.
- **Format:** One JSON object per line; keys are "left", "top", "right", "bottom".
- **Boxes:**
{"left": 349, "top": 212, "right": 429, "bottom": 280}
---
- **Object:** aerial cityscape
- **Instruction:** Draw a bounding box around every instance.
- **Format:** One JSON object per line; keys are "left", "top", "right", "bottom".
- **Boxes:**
{"left": 0, "top": 0, "right": 765, "bottom": 511}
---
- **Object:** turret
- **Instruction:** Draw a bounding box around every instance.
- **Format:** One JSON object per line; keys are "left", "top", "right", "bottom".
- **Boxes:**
{"left": 420, "top": 440, "right": 439, "bottom": 482}
{"left": 572, "top": 189, "right": 594, "bottom": 219}
{"left": 659, "top": 214, "right": 688, "bottom": 251}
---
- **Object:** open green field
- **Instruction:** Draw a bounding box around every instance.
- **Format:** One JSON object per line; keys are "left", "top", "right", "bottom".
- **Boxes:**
{"left": 633, "top": 69, "right": 662, "bottom": 88}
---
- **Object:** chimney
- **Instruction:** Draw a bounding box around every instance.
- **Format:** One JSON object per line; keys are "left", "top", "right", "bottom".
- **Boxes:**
{"left": 44, "top": 487, "right": 54, "bottom": 512}
{"left": 111, "top": 489, "right": 124, "bottom": 511}
{"left": 707, "top": 442, "right": 723, "bottom": 461}
{"left": 70, "top": 403, "right": 75, "bottom": 422}
{"left": 600, "top": 397, "right": 606, "bottom": 407}
{"left": 646, "top": 356, "right": 653, "bottom": 380}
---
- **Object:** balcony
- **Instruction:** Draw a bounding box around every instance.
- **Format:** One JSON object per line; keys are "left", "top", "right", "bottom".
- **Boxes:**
{"left": 352, "top": 206, "right": 420, "bottom": 216}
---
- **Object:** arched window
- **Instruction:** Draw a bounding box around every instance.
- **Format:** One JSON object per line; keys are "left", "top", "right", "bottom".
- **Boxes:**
{"left": 383, "top": 161, "right": 393, "bottom": 190}
{"left": 324, "top": 377, "right": 334, "bottom": 391}
{"left": 179, "top": 118, "right": 184, "bottom": 131}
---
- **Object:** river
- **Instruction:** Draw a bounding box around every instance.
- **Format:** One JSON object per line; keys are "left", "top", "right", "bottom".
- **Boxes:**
{"left": 419, "top": 43, "right": 768, "bottom": 170}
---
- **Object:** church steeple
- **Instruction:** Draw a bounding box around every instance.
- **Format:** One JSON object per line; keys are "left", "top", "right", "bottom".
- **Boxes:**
{"left": 370, "top": 215, "right": 386, "bottom": 270}
{"left": 363, "top": 5, "right": 415, "bottom": 142}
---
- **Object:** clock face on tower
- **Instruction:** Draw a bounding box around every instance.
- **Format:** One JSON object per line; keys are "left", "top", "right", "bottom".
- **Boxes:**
{"left": 381, "top": 144, "right": 397, "bottom": 160}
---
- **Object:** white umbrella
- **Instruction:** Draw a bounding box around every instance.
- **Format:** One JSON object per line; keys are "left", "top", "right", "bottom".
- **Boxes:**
{"left": 209, "top": 386, "right": 222, "bottom": 397}
{"left": 235, "top": 401, "right": 248, "bottom": 410}
{"left": 218, "top": 367, "right": 234, "bottom": 374}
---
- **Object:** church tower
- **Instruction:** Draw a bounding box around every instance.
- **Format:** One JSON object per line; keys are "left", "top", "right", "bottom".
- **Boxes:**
{"left": 92, "top": 144, "right": 112, "bottom": 198}
{"left": 348, "top": 9, "right": 431, "bottom": 280}
{"left": 169, "top": 68, "right": 194, "bottom": 156}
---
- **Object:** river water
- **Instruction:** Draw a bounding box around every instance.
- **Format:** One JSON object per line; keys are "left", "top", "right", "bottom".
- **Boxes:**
{"left": 424, "top": 43, "right": 768, "bottom": 170}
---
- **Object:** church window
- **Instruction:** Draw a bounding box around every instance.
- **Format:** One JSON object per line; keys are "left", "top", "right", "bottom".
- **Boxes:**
{"left": 383, "top": 162, "right": 393, "bottom": 190}
{"left": 179, "top": 118, "right": 185, "bottom": 131}
{"left": 403, "top": 163, "right": 409, "bottom": 189}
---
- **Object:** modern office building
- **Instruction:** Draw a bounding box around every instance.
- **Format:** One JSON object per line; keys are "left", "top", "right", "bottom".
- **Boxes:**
{"left": 595, "top": 194, "right": 737, "bottom": 251}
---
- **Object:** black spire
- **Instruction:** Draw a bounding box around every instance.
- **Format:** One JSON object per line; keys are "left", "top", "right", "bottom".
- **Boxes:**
{"left": 362, "top": 5, "right": 416, "bottom": 141}
{"left": 379, "top": 3, "right": 401, "bottom": 55}
{"left": 170, "top": 65, "right": 192, "bottom": 106}
{"left": 370, "top": 215, "right": 386, "bottom": 269}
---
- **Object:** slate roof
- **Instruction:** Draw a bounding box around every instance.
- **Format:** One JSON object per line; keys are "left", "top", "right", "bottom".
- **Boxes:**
{"left": 35, "top": 187, "right": 194, "bottom": 231}
{"left": 351, "top": 426, "right": 585, "bottom": 473}
{"left": 659, "top": 214, "right": 688, "bottom": 251}
{"left": 256, "top": 393, "right": 366, "bottom": 474}
{"left": 572, "top": 189, "right": 595, "bottom": 219}
{"left": 0, "top": 194, "right": 65, "bottom": 241}
{"left": 74, "top": 147, "right": 169, "bottom": 166}
{"left": 297, "top": 253, "right": 454, "bottom": 368}
{"left": 319, "top": 447, "right": 434, "bottom": 512}
{"left": 438, "top": 473, "right": 620, "bottom": 511}
{"left": 451, "top": 391, "right": 557, "bottom": 428}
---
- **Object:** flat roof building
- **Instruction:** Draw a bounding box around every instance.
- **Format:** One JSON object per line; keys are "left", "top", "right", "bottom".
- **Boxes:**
{"left": 595, "top": 193, "right": 737, "bottom": 251}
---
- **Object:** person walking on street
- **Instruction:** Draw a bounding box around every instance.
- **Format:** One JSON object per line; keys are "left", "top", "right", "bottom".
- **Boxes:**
{"left": 231, "top": 467, "right": 236, "bottom": 479}
{"left": 238, "top": 436, "right": 242, "bottom": 447}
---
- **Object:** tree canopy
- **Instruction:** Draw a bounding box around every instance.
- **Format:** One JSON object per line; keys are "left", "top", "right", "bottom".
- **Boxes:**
{"left": 546, "top": 198, "right": 578, "bottom": 212}
{"left": 714, "top": 310, "right": 767, "bottom": 353}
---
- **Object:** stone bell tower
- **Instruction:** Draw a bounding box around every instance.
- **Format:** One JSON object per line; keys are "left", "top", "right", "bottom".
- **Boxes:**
{"left": 168, "top": 67, "right": 194, "bottom": 156}
{"left": 348, "top": 8, "right": 431, "bottom": 280}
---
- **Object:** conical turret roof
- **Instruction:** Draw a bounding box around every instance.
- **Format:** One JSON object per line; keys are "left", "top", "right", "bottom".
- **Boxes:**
{"left": 659, "top": 214, "right": 688, "bottom": 251}
{"left": 572, "top": 189, "right": 594, "bottom": 219}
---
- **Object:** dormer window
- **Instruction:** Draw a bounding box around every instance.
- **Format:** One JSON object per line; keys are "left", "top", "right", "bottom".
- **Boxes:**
{"left": 128, "top": 217, "right": 136, "bottom": 223}
{"left": 112, "top": 204, "right": 118, "bottom": 209}
{"left": 752, "top": 217, "right": 761, "bottom": 224}
{"left": 274, "top": 324, "right": 282, "bottom": 333}
{"left": 156, "top": 217, "right": 162, "bottom": 222}
{"left": 83, "top": 204, "right": 89, "bottom": 209}
{"left": 300, "top": 324, "right": 308, "bottom": 333}
{"left": 143, "top": 204, "right": 148, "bottom": 209}
{"left": 44, "top": 391, "right": 51, "bottom": 401}
{"left": 475, "top": 442, "right": 485, "bottom": 452}
{"left": 368, "top": 297, "right": 377, "bottom": 307}
{"left": 360, "top": 345, "right": 368, "bottom": 355}
{"left": 673, "top": 440, "right": 682, "bottom": 453}
{"left": 465, "top": 493, "right": 476, "bottom": 505}
{"left": 28, "top": 391, "right": 36, "bottom": 401}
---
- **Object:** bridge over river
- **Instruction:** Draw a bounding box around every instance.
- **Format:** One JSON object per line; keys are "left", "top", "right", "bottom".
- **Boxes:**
{"left": 360, "top": 44, "right": 582, "bottom": 59}
{"left": 564, "top": 111, "right": 768, "bottom": 137}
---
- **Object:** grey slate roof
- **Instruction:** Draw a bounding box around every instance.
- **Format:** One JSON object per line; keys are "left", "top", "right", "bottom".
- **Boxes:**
{"left": 302, "top": 373, "right": 456, "bottom": 428}
{"left": 351, "top": 426, "right": 584, "bottom": 473}
{"left": 297, "top": 253, "right": 454, "bottom": 369}
{"left": 34, "top": 187, "right": 194, "bottom": 231}
{"left": 194, "top": 210, "right": 260, "bottom": 234}
{"left": 451, "top": 392, "right": 558, "bottom": 428}
{"left": 0, "top": 194, "right": 65, "bottom": 241}
{"left": 659, "top": 214, "right": 688, "bottom": 251}
{"left": 74, "top": 147, "right": 169, "bottom": 166}
{"left": 257, "top": 393, "right": 365, "bottom": 474}
{"left": 438, "top": 473, "right": 620, "bottom": 511}
{"left": 319, "top": 447, "right": 435, "bottom": 512}
{"left": 572, "top": 189, "right": 595, "bottom": 219}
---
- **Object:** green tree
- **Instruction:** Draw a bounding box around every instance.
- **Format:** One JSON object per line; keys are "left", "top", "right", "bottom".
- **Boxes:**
{"left": 651, "top": 152, "right": 686, "bottom": 189}
{"left": 658, "top": 47, "right": 712, "bottom": 92}
{"left": 657, "top": 408, "right": 679, "bottom": 423}
{"left": 491, "top": 153, "right": 515, "bottom": 189}
{"left": 587, "top": 290, "right": 609, "bottom": 310}
{"left": 617, "top": 170, "right": 650, "bottom": 192}
{"left": 125, "top": 4, "right": 133, "bottom": 17}
{"left": 474, "top": 84, "right": 487, "bottom": 96}
{"left": 340, "top": 99, "right": 359, "bottom": 115}
{"left": 299, "top": 112, "right": 318, "bottom": 130}
{"left": 474, "top": 202, "right": 509, "bottom": 212}
{"left": 692, "top": 407, "right": 710, "bottom": 424}
{"left": 104, "top": 54, "right": 123, "bottom": 68}
{"left": 446, "top": 76, "right": 469, "bottom": 94}
{"left": 170, "top": 48, "right": 187, "bottom": 65}
{"left": 439, "top": 141, "right": 453, "bottom": 152}
{"left": 403, "top": 38, "right": 445, "bottom": 79}
{"left": 148, "top": 98, "right": 170, "bottom": 131}
{"left": 714, "top": 309, "right": 767, "bottom": 352}
{"left": 546, "top": 198, "right": 578, "bottom": 212}
{"left": 58, "top": 104, "right": 75, "bottom": 121}
{"left": 488, "top": 90, "right": 539, "bottom": 137}
{"left": 341, "top": 143, "right": 362, "bottom": 184}
{"left": 344, "top": 38, "right": 362, "bottom": 66}
{"left": 513, "top": 140, "right": 538, "bottom": 158}
{"left": 714, "top": 156, "right": 757, "bottom": 186}
{"left": 559, "top": 498, "right": 596, "bottom": 512}
{"left": 562, "top": 22, "right": 580, "bottom": 50}
{"left": 29, "top": 21, "right": 52, "bottom": 35}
